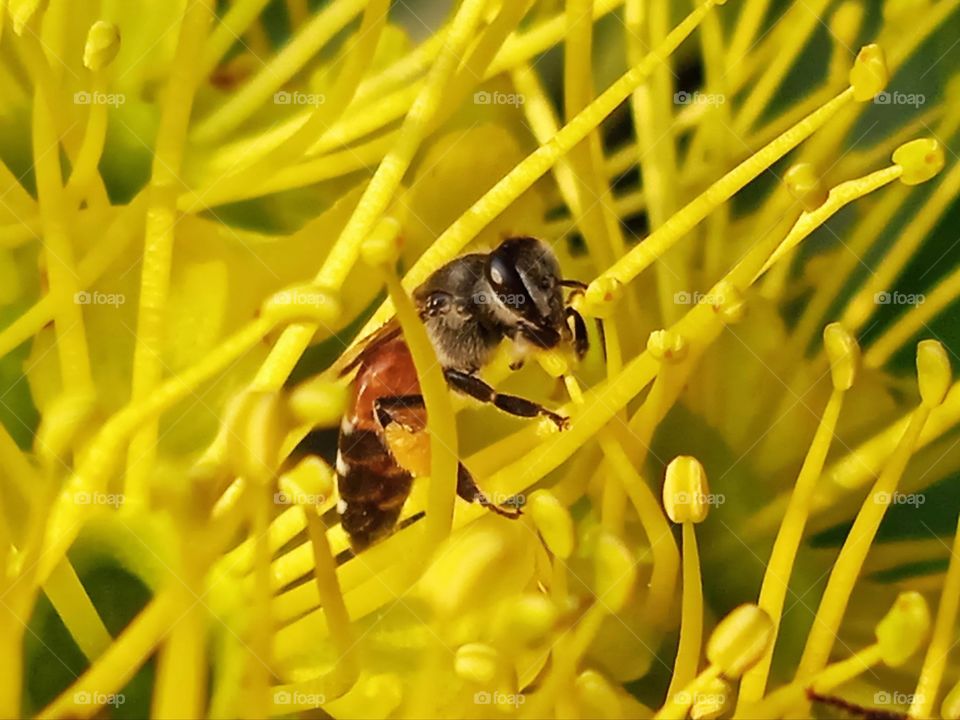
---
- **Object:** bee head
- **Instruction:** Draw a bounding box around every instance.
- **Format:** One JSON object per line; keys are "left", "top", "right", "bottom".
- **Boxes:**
{"left": 483, "top": 236, "right": 566, "bottom": 349}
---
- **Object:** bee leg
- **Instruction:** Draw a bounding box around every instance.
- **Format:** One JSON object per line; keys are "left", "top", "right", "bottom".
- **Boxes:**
{"left": 457, "top": 463, "right": 522, "bottom": 518}
{"left": 443, "top": 368, "right": 569, "bottom": 430}
{"left": 565, "top": 306, "right": 589, "bottom": 359}
{"left": 374, "top": 394, "right": 427, "bottom": 432}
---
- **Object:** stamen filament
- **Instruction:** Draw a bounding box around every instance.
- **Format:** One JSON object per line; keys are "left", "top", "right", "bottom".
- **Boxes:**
{"left": 793, "top": 405, "right": 932, "bottom": 697}
{"left": 735, "top": 388, "right": 846, "bottom": 708}
{"left": 589, "top": 88, "right": 855, "bottom": 299}
{"left": 125, "top": 0, "right": 214, "bottom": 506}
{"left": 41, "top": 593, "right": 178, "bottom": 719}
{"left": 361, "top": 0, "right": 724, "bottom": 336}
{"left": 191, "top": 0, "right": 366, "bottom": 142}
{"left": 910, "top": 513, "right": 960, "bottom": 718}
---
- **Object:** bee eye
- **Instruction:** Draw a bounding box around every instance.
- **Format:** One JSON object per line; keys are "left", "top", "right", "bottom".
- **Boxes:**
{"left": 487, "top": 254, "right": 517, "bottom": 294}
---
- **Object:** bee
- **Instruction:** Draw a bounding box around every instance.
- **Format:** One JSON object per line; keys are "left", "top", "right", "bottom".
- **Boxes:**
{"left": 334, "top": 236, "right": 589, "bottom": 550}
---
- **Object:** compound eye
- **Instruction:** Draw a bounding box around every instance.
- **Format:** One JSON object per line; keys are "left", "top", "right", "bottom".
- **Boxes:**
{"left": 487, "top": 252, "right": 524, "bottom": 297}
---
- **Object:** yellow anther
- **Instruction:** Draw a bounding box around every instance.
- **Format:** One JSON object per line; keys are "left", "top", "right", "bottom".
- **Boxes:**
{"left": 893, "top": 138, "right": 945, "bottom": 186}
{"left": 537, "top": 348, "right": 569, "bottom": 378}
{"left": 454, "top": 643, "right": 500, "bottom": 684}
{"left": 34, "top": 392, "right": 98, "bottom": 469}
{"left": 528, "top": 490, "right": 574, "bottom": 558}
{"left": 849, "top": 44, "right": 889, "bottom": 102}
{"left": 647, "top": 329, "right": 689, "bottom": 363}
{"left": 288, "top": 379, "right": 349, "bottom": 428}
{"left": 875, "top": 591, "right": 930, "bottom": 667}
{"left": 9, "top": 0, "right": 42, "bottom": 34}
{"left": 277, "top": 456, "right": 334, "bottom": 508}
{"left": 225, "top": 390, "right": 287, "bottom": 484}
{"left": 493, "top": 593, "right": 558, "bottom": 646}
{"left": 360, "top": 217, "right": 403, "bottom": 267}
{"left": 575, "top": 670, "right": 622, "bottom": 719}
{"left": 663, "top": 455, "right": 710, "bottom": 524}
{"left": 884, "top": 0, "right": 930, "bottom": 23}
{"left": 709, "top": 281, "right": 746, "bottom": 324}
{"left": 706, "top": 604, "right": 774, "bottom": 678}
{"left": 584, "top": 276, "right": 624, "bottom": 319}
{"left": 942, "top": 678, "right": 960, "bottom": 720}
{"left": 419, "top": 522, "right": 525, "bottom": 618}
{"left": 690, "top": 677, "right": 731, "bottom": 720}
{"left": 594, "top": 532, "right": 636, "bottom": 612}
{"left": 823, "top": 323, "right": 860, "bottom": 391}
{"left": 261, "top": 284, "right": 341, "bottom": 326}
{"left": 784, "top": 163, "right": 827, "bottom": 212}
{"left": 917, "top": 339, "right": 951, "bottom": 408}
{"left": 83, "top": 21, "right": 121, "bottom": 71}
{"left": 830, "top": 2, "right": 864, "bottom": 50}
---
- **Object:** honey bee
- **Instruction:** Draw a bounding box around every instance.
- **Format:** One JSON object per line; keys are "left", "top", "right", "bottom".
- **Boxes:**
{"left": 335, "top": 236, "right": 589, "bottom": 550}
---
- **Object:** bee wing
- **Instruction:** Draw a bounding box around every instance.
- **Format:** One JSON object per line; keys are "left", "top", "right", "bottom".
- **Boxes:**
{"left": 332, "top": 318, "right": 403, "bottom": 378}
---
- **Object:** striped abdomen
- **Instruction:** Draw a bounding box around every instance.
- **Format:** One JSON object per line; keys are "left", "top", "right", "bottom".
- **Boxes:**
{"left": 337, "top": 334, "right": 425, "bottom": 550}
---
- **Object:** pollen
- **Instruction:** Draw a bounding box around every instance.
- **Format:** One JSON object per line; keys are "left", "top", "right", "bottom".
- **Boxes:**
{"left": 849, "top": 43, "right": 889, "bottom": 101}
{"left": 706, "top": 605, "right": 774, "bottom": 679}
{"left": 894, "top": 138, "right": 946, "bottom": 185}
{"left": 875, "top": 591, "right": 931, "bottom": 667}
{"left": 83, "top": 21, "right": 121, "bottom": 71}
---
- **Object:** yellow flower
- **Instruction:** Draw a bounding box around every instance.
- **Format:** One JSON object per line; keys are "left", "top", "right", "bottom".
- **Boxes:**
{"left": 1, "top": 0, "right": 960, "bottom": 719}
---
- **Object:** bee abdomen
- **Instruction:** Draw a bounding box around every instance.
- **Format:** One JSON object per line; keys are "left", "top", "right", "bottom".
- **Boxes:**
{"left": 336, "top": 427, "right": 413, "bottom": 550}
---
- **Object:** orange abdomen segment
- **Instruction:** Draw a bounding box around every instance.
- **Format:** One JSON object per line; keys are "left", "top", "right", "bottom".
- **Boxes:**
{"left": 337, "top": 335, "right": 424, "bottom": 549}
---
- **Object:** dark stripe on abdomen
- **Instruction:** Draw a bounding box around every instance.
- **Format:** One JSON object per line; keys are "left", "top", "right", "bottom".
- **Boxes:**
{"left": 337, "top": 428, "right": 414, "bottom": 550}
